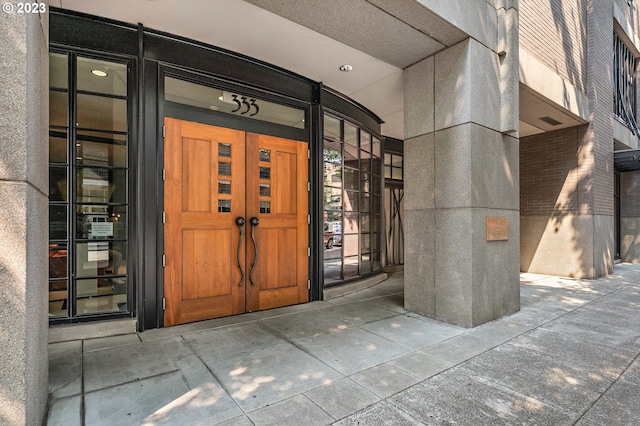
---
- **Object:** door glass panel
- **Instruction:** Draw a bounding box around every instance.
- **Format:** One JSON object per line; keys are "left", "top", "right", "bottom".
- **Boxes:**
{"left": 260, "top": 201, "right": 271, "bottom": 214}
{"left": 77, "top": 57, "right": 127, "bottom": 96}
{"left": 219, "top": 180, "right": 231, "bottom": 194}
{"left": 260, "top": 149, "right": 271, "bottom": 162}
{"left": 77, "top": 94, "right": 127, "bottom": 131}
{"left": 76, "top": 132, "right": 127, "bottom": 167}
{"left": 260, "top": 184, "right": 270, "bottom": 196}
{"left": 218, "top": 200, "right": 231, "bottom": 212}
{"left": 219, "top": 162, "right": 231, "bottom": 176}
{"left": 218, "top": 143, "right": 231, "bottom": 157}
{"left": 260, "top": 167, "right": 271, "bottom": 179}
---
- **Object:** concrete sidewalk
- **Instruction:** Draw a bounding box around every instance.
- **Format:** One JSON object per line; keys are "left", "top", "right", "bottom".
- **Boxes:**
{"left": 47, "top": 264, "right": 640, "bottom": 425}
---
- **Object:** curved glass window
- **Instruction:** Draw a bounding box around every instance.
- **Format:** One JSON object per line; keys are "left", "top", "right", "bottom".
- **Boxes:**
{"left": 323, "top": 113, "right": 383, "bottom": 286}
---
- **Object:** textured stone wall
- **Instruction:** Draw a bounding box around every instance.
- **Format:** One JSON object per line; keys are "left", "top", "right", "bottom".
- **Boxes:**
{"left": 0, "top": 5, "right": 49, "bottom": 426}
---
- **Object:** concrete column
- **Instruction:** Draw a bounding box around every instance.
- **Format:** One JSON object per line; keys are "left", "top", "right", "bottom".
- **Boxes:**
{"left": 0, "top": 6, "right": 49, "bottom": 426}
{"left": 404, "top": 37, "right": 520, "bottom": 328}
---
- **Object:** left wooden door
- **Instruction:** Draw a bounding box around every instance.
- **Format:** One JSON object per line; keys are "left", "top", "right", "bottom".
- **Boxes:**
{"left": 163, "top": 118, "right": 246, "bottom": 326}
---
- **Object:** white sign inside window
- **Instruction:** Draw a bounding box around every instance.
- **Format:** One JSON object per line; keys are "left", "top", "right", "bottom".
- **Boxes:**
{"left": 91, "top": 222, "right": 114, "bottom": 238}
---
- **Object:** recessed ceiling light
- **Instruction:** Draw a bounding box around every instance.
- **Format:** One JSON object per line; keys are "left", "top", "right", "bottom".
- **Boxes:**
{"left": 91, "top": 69, "right": 108, "bottom": 77}
{"left": 218, "top": 95, "right": 224, "bottom": 101}
{"left": 339, "top": 65, "right": 353, "bottom": 72}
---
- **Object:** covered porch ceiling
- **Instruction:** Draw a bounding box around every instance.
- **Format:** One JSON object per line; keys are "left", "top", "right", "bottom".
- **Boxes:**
{"left": 51, "top": 0, "right": 468, "bottom": 139}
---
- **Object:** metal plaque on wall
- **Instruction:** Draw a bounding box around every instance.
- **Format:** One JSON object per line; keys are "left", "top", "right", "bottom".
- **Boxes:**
{"left": 486, "top": 217, "right": 509, "bottom": 241}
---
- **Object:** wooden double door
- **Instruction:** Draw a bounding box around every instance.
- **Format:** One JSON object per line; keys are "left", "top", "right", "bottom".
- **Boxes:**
{"left": 163, "top": 118, "right": 309, "bottom": 326}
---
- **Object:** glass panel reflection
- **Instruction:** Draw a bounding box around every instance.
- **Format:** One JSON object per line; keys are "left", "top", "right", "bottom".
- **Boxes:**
{"left": 361, "top": 131, "right": 371, "bottom": 153}
{"left": 50, "top": 205, "right": 67, "bottom": 240}
{"left": 372, "top": 138, "right": 381, "bottom": 157}
{"left": 344, "top": 190, "right": 359, "bottom": 212}
{"left": 165, "top": 77, "right": 306, "bottom": 129}
{"left": 49, "top": 134, "right": 67, "bottom": 163}
{"left": 77, "top": 94, "right": 127, "bottom": 131}
{"left": 361, "top": 253, "right": 372, "bottom": 274}
{"left": 343, "top": 212, "right": 359, "bottom": 234}
{"left": 219, "top": 143, "right": 231, "bottom": 158}
{"left": 77, "top": 57, "right": 127, "bottom": 96}
{"left": 75, "top": 241, "right": 126, "bottom": 278}
{"left": 219, "top": 180, "right": 231, "bottom": 194}
{"left": 49, "top": 279, "right": 68, "bottom": 317}
{"left": 50, "top": 90, "right": 68, "bottom": 127}
{"left": 219, "top": 162, "right": 231, "bottom": 176}
{"left": 324, "top": 114, "right": 341, "bottom": 141}
{"left": 49, "top": 53, "right": 68, "bottom": 89}
{"left": 260, "top": 149, "right": 271, "bottom": 162}
{"left": 344, "top": 168, "right": 358, "bottom": 190}
{"left": 76, "top": 277, "right": 127, "bottom": 315}
{"left": 49, "top": 166, "right": 68, "bottom": 202}
{"left": 344, "top": 256, "right": 359, "bottom": 279}
{"left": 260, "top": 184, "right": 270, "bottom": 196}
{"left": 345, "top": 122, "right": 357, "bottom": 146}
{"left": 260, "top": 201, "right": 271, "bottom": 214}
{"left": 392, "top": 167, "right": 402, "bottom": 180}
{"left": 76, "top": 205, "right": 126, "bottom": 240}
{"left": 218, "top": 200, "right": 231, "bottom": 212}
{"left": 49, "top": 243, "right": 68, "bottom": 279}
{"left": 76, "top": 132, "right": 126, "bottom": 167}
{"left": 343, "top": 234, "right": 359, "bottom": 257}
{"left": 76, "top": 168, "right": 126, "bottom": 204}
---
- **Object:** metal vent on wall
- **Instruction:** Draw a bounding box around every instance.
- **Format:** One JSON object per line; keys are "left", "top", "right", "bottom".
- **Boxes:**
{"left": 539, "top": 116, "right": 562, "bottom": 126}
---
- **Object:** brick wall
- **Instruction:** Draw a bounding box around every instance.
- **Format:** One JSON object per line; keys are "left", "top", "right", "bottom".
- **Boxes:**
{"left": 586, "top": 0, "right": 615, "bottom": 216}
{"left": 520, "top": 0, "right": 587, "bottom": 92}
{"left": 520, "top": 125, "right": 588, "bottom": 216}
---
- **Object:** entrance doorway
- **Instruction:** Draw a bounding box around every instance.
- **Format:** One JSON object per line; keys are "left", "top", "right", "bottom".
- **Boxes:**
{"left": 163, "top": 118, "right": 309, "bottom": 326}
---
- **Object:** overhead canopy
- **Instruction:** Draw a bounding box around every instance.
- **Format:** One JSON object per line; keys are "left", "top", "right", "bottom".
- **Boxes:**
{"left": 615, "top": 149, "right": 640, "bottom": 172}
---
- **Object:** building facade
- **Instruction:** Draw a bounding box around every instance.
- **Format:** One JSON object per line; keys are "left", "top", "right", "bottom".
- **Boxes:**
{"left": 5, "top": 1, "right": 640, "bottom": 424}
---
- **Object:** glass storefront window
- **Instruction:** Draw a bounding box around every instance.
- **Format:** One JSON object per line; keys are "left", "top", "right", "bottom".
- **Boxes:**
{"left": 48, "top": 52, "right": 130, "bottom": 320}
{"left": 384, "top": 153, "right": 403, "bottom": 181}
{"left": 323, "top": 113, "right": 383, "bottom": 286}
